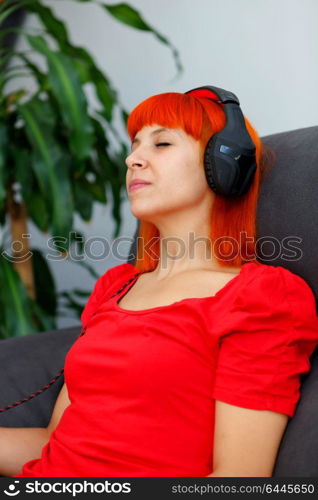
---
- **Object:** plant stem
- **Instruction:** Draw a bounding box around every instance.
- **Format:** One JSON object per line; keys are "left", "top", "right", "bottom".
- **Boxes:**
{"left": 6, "top": 182, "right": 36, "bottom": 300}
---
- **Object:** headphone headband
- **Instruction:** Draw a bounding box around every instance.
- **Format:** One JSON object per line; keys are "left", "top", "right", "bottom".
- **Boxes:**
{"left": 185, "top": 85, "right": 239, "bottom": 105}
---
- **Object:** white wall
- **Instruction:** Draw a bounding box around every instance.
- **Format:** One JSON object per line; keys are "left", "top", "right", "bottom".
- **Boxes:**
{"left": 49, "top": 0, "right": 318, "bottom": 134}
{"left": 12, "top": 0, "right": 318, "bottom": 327}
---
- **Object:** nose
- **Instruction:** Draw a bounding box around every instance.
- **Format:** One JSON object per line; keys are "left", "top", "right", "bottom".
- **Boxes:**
{"left": 125, "top": 151, "right": 148, "bottom": 170}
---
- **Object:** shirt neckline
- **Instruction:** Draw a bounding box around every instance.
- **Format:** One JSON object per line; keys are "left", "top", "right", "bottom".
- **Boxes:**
{"left": 112, "top": 262, "right": 256, "bottom": 315}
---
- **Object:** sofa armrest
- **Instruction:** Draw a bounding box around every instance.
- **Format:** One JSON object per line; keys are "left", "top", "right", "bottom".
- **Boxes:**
{"left": 0, "top": 326, "right": 80, "bottom": 428}
{"left": 273, "top": 348, "right": 318, "bottom": 476}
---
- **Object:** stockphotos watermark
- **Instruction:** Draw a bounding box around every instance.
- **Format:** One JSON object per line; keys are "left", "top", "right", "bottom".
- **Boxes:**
{"left": 3, "top": 479, "right": 131, "bottom": 496}
{"left": 1, "top": 231, "right": 303, "bottom": 265}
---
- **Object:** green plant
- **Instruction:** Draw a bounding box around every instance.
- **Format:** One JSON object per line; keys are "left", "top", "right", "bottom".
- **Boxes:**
{"left": 0, "top": 0, "right": 182, "bottom": 338}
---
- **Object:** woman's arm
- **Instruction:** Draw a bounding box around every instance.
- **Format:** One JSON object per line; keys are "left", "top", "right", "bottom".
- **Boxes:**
{"left": 0, "top": 383, "right": 71, "bottom": 476}
{"left": 207, "top": 400, "right": 289, "bottom": 477}
{"left": 0, "top": 427, "right": 50, "bottom": 476}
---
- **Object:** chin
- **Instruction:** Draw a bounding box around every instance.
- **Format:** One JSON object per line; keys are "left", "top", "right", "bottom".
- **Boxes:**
{"left": 131, "top": 209, "right": 154, "bottom": 222}
{"left": 129, "top": 201, "right": 154, "bottom": 217}
{"left": 130, "top": 209, "right": 159, "bottom": 225}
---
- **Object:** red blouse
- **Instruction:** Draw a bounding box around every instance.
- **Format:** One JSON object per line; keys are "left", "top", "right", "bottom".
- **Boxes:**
{"left": 13, "top": 261, "right": 318, "bottom": 477}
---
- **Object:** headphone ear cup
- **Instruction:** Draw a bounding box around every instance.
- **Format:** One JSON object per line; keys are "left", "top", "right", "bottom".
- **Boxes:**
{"left": 236, "top": 161, "right": 257, "bottom": 196}
{"left": 204, "top": 134, "right": 241, "bottom": 196}
{"left": 203, "top": 135, "right": 218, "bottom": 193}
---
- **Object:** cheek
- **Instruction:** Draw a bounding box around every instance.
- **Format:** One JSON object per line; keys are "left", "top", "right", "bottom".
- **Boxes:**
{"left": 173, "top": 167, "right": 207, "bottom": 195}
{"left": 191, "top": 164, "right": 209, "bottom": 190}
{"left": 147, "top": 155, "right": 206, "bottom": 199}
{"left": 161, "top": 181, "right": 207, "bottom": 208}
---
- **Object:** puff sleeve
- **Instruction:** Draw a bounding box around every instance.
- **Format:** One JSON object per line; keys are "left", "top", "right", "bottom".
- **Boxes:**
{"left": 211, "top": 266, "right": 318, "bottom": 417}
{"left": 80, "top": 263, "right": 136, "bottom": 327}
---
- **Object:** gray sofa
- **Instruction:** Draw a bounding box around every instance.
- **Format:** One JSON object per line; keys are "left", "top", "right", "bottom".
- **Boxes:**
{"left": 0, "top": 125, "right": 318, "bottom": 477}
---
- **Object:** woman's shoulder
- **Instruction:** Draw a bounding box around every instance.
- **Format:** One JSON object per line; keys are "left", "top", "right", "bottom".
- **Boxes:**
{"left": 238, "top": 260, "right": 317, "bottom": 320}
{"left": 93, "top": 262, "right": 139, "bottom": 296}
{"left": 243, "top": 261, "right": 315, "bottom": 296}
{"left": 80, "top": 263, "right": 137, "bottom": 325}
{"left": 104, "top": 262, "right": 138, "bottom": 281}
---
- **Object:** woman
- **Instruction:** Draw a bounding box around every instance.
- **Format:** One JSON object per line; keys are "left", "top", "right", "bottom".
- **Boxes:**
{"left": 7, "top": 87, "right": 318, "bottom": 477}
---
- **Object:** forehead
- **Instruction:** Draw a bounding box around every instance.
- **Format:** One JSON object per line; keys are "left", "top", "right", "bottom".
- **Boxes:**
{"left": 132, "top": 125, "right": 183, "bottom": 144}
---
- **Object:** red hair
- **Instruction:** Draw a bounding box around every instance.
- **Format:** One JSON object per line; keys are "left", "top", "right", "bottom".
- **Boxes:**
{"left": 126, "top": 92, "right": 274, "bottom": 271}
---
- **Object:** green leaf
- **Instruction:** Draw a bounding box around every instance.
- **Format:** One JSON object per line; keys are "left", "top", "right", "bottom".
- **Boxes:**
{"left": 0, "top": 26, "right": 32, "bottom": 41}
{"left": 2, "top": 88, "right": 26, "bottom": 108}
{"left": 12, "top": 147, "right": 33, "bottom": 200}
{"left": 27, "top": 3, "right": 69, "bottom": 46}
{"left": 0, "top": 1, "right": 29, "bottom": 25}
{"left": 13, "top": 146, "right": 50, "bottom": 232}
{"left": 0, "top": 255, "right": 38, "bottom": 337}
{"left": 120, "top": 106, "right": 129, "bottom": 128}
{"left": 90, "top": 65, "right": 117, "bottom": 122}
{"left": 92, "top": 118, "right": 123, "bottom": 238}
{"left": 103, "top": 2, "right": 153, "bottom": 30}
{"left": 0, "top": 121, "right": 8, "bottom": 213}
{"left": 27, "top": 192, "right": 50, "bottom": 232}
{"left": 31, "top": 248, "right": 57, "bottom": 317}
{"left": 73, "top": 179, "right": 94, "bottom": 221}
{"left": 58, "top": 290, "right": 86, "bottom": 317}
{"left": 27, "top": 298, "right": 57, "bottom": 332}
{"left": 0, "top": 0, "right": 32, "bottom": 14}
{"left": 28, "top": 4, "right": 117, "bottom": 121}
{"left": 67, "top": 289, "right": 91, "bottom": 298}
{"left": 17, "top": 97, "right": 74, "bottom": 244}
{"left": 27, "top": 35, "right": 94, "bottom": 161}
{"left": 0, "top": 71, "right": 31, "bottom": 94}
{"left": 86, "top": 178, "right": 107, "bottom": 203}
{"left": 17, "top": 53, "right": 48, "bottom": 89}
{"left": 78, "top": 167, "right": 107, "bottom": 204}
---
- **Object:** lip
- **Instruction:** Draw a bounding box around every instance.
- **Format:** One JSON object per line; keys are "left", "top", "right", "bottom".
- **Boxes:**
{"left": 129, "top": 183, "right": 151, "bottom": 192}
{"left": 128, "top": 180, "right": 151, "bottom": 192}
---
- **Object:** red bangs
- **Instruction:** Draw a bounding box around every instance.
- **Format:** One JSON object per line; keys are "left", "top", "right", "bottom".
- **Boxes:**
{"left": 126, "top": 92, "right": 225, "bottom": 144}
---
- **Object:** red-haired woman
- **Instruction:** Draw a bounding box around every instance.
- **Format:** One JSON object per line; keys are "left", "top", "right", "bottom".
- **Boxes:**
{"left": 7, "top": 90, "right": 318, "bottom": 478}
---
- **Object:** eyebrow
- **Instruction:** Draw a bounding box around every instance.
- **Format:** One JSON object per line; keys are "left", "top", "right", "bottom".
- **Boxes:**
{"left": 131, "top": 127, "right": 174, "bottom": 146}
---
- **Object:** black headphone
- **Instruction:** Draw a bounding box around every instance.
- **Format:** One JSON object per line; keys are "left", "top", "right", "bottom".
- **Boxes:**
{"left": 185, "top": 85, "right": 257, "bottom": 197}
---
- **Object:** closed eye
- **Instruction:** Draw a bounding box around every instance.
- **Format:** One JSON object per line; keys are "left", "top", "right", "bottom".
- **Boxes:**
{"left": 156, "top": 143, "right": 171, "bottom": 147}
